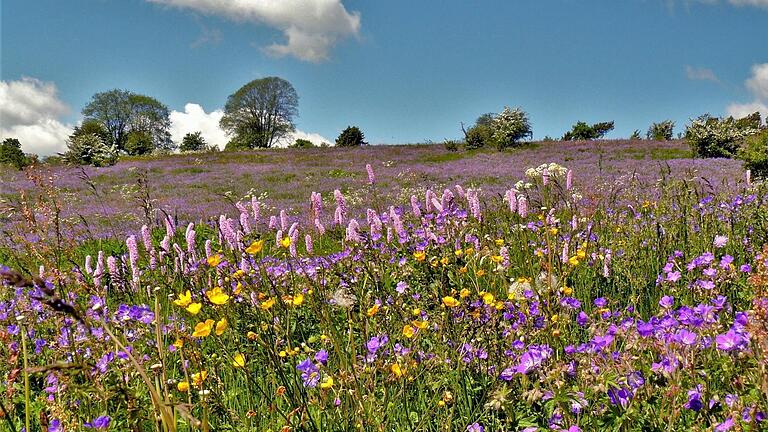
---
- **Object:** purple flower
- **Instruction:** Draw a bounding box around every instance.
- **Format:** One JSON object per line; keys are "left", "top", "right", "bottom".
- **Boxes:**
{"left": 713, "top": 235, "right": 728, "bottom": 248}
{"left": 84, "top": 416, "right": 111, "bottom": 430}
{"left": 675, "top": 329, "right": 698, "bottom": 346}
{"left": 466, "top": 423, "right": 484, "bottom": 432}
{"left": 296, "top": 357, "right": 320, "bottom": 388}
{"left": 607, "top": 386, "right": 633, "bottom": 409}
{"left": 684, "top": 385, "right": 704, "bottom": 411}
{"left": 594, "top": 297, "right": 608, "bottom": 308}
{"left": 395, "top": 281, "right": 408, "bottom": 294}
{"left": 314, "top": 349, "right": 328, "bottom": 365}
{"left": 715, "top": 329, "right": 748, "bottom": 352}
{"left": 715, "top": 417, "right": 734, "bottom": 431}
{"left": 659, "top": 295, "right": 674, "bottom": 308}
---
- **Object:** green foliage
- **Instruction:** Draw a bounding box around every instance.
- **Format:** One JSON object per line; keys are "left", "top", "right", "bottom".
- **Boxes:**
{"left": 180, "top": 131, "right": 208, "bottom": 152}
{"left": 491, "top": 106, "right": 533, "bottom": 150}
{"left": 686, "top": 112, "right": 761, "bottom": 158}
{"left": 220, "top": 77, "right": 298, "bottom": 149}
{"left": 562, "top": 121, "right": 615, "bottom": 140}
{"left": 290, "top": 138, "right": 315, "bottom": 148}
{"left": 0, "top": 138, "right": 33, "bottom": 170}
{"left": 336, "top": 126, "right": 367, "bottom": 147}
{"left": 82, "top": 89, "right": 172, "bottom": 152}
{"left": 738, "top": 128, "right": 768, "bottom": 178}
{"left": 64, "top": 133, "right": 118, "bottom": 166}
{"left": 124, "top": 130, "right": 154, "bottom": 156}
{"left": 443, "top": 139, "right": 460, "bottom": 152}
{"left": 647, "top": 120, "right": 675, "bottom": 141}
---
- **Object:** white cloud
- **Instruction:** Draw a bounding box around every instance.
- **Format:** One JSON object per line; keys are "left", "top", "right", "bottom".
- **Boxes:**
{"left": 169, "top": 103, "right": 229, "bottom": 147}
{"left": 685, "top": 65, "right": 718, "bottom": 82}
{"left": 0, "top": 77, "right": 73, "bottom": 155}
{"left": 726, "top": 100, "right": 768, "bottom": 119}
{"left": 726, "top": 63, "right": 768, "bottom": 121}
{"left": 746, "top": 63, "right": 768, "bottom": 101}
{"left": 169, "top": 102, "right": 331, "bottom": 148}
{"left": 727, "top": 0, "right": 768, "bottom": 7}
{"left": 147, "top": 0, "right": 361, "bottom": 62}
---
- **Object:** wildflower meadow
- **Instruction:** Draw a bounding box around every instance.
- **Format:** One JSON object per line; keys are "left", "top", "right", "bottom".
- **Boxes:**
{"left": 1, "top": 143, "right": 767, "bottom": 432}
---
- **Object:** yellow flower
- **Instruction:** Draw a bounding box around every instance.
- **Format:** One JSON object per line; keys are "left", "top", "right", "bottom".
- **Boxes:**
{"left": 476, "top": 269, "right": 486, "bottom": 277}
{"left": 191, "top": 370, "right": 208, "bottom": 386}
{"left": 562, "top": 286, "right": 573, "bottom": 296}
{"left": 491, "top": 255, "right": 503, "bottom": 263}
{"left": 481, "top": 292, "right": 495, "bottom": 305}
{"left": 192, "top": 319, "right": 215, "bottom": 338}
{"left": 292, "top": 293, "right": 304, "bottom": 306}
{"left": 173, "top": 338, "right": 184, "bottom": 349}
{"left": 550, "top": 314, "right": 559, "bottom": 323}
{"left": 464, "top": 248, "right": 474, "bottom": 256}
{"left": 233, "top": 282, "right": 243, "bottom": 296}
{"left": 207, "top": 254, "right": 222, "bottom": 267}
{"left": 245, "top": 239, "right": 264, "bottom": 255}
{"left": 320, "top": 376, "right": 334, "bottom": 389}
{"left": 232, "top": 269, "right": 245, "bottom": 279}
{"left": 173, "top": 290, "right": 192, "bottom": 307}
{"left": 391, "top": 363, "right": 404, "bottom": 377}
{"left": 177, "top": 381, "right": 190, "bottom": 392}
{"left": 442, "top": 296, "right": 460, "bottom": 308}
{"left": 232, "top": 352, "right": 246, "bottom": 368}
{"left": 247, "top": 331, "right": 258, "bottom": 340}
{"left": 186, "top": 302, "right": 202, "bottom": 315}
{"left": 413, "top": 251, "right": 426, "bottom": 262}
{"left": 459, "top": 288, "right": 470, "bottom": 298}
{"left": 402, "top": 324, "right": 416, "bottom": 338}
{"left": 440, "top": 256, "right": 449, "bottom": 266}
{"left": 367, "top": 303, "right": 380, "bottom": 317}
{"left": 495, "top": 239, "right": 505, "bottom": 246}
{"left": 454, "top": 249, "right": 463, "bottom": 257}
{"left": 552, "top": 329, "right": 561, "bottom": 337}
{"left": 568, "top": 256, "right": 580, "bottom": 266}
{"left": 280, "top": 237, "right": 291, "bottom": 248}
{"left": 206, "top": 287, "right": 230, "bottom": 305}
{"left": 548, "top": 227, "right": 559, "bottom": 235}
{"left": 459, "top": 266, "right": 468, "bottom": 274}
{"left": 412, "top": 319, "right": 428, "bottom": 330}
{"left": 260, "top": 298, "right": 275, "bottom": 310}
{"left": 576, "top": 249, "right": 586, "bottom": 259}
{"left": 215, "top": 318, "right": 228, "bottom": 335}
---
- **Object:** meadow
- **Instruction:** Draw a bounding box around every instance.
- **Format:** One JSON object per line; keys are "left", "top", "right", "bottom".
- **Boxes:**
{"left": 1, "top": 139, "right": 767, "bottom": 432}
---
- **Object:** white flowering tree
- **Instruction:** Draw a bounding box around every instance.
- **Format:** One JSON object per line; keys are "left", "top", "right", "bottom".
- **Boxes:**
{"left": 64, "top": 133, "right": 119, "bottom": 167}
{"left": 685, "top": 113, "right": 760, "bottom": 158}
{"left": 491, "top": 106, "right": 532, "bottom": 150}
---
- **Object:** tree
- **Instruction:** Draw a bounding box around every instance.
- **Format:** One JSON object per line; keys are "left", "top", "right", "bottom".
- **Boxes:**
{"left": 336, "top": 126, "right": 367, "bottom": 147}
{"left": 738, "top": 128, "right": 768, "bottom": 179}
{"left": 70, "top": 119, "right": 111, "bottom": 144}
{"left": 0, "top": 138, "right": 31, "bottom": 170}
{"left": 220, "top": 77, "right": 298, "bottom": 149}
{"left": 629, "top": 130, "right": 642, "bottom": 140}
{"left": 647, "top": 120, "right": 675, "bottom": 141}
{"left": 180, "top": 132, "right": 208, "bottom": 152}
{"left": 491, "top": 106, "right": 532, "bottom": 150}
{"left": 461, "top": 113, "right": 496, "bottom": 150}
{"left": 82, "top": 89, "right": 172, "bottom": 152}
{"left": 562, "top": 121, "right": 614, "bottom": 140}
{"left": 686, "top": 113, "right": 760, "bottom": 158}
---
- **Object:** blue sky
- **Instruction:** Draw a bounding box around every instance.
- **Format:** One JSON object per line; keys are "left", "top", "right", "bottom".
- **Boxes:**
{"left": 1, "top": 0, "right": 767, "bottom": 154}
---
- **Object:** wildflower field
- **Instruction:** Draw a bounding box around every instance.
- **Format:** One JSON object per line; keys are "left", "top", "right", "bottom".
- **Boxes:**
{"left": 1, "top": 140, "right": 767, "bottom": 431}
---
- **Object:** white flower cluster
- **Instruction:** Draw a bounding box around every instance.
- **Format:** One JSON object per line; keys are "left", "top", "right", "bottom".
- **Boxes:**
{"left": 686, "top": 116, "right": 759, "bottom": 144}
{"left": 525, "top": 162, "right": 568, "bottom": 179}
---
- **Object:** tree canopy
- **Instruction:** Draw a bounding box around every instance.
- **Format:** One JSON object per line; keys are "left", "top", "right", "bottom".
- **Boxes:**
{"left": 220, "top": 77, "right": 299, "bottom": 149}
{"left": 81, "top": 89, "right": 172, "bottom": 153}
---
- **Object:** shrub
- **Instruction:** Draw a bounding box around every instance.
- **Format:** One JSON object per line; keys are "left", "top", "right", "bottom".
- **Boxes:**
{"left": 336, "top": 126, "right": 367, "bottom": 147}
{"left": 491, "top": 106, "right": 532, "bottom": 150}
{"left": 64, "top": 133, "right": 118, "bottom": 166}
{"left": 290, "top": 138, "right": 315, "bottom": 148}
{"left": 738, "top": 128, "right": 768, "bottom": 179}
{"left": 686, "top": 113, "right": 760, "bottom": 158}
{"left": 443, "top": 139, "right": 460, "bottom": 152}
{"left": 0, "top": 138, "right": 33, "bottom": 170}
{"left": 630, "top": 129, "right": 642, "bottom": 140}
{"left": 461, "top": 113, "right": 496, "bottom": 150}
{"left": 180, "top": 131, "right": 208, "bottom": 152}
{"left": 647, "top": 120, "right": 675, "bottom": 141}
{"left": 124, "top": 131, "right": 154, "bottom": 156}
{"left": 562, "top": 121, "right": 614, "bottom": 140}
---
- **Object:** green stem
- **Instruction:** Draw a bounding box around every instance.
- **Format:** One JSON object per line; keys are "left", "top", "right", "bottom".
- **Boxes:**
{"left": 21, "top": 322, "right": 31, "bottom": 432}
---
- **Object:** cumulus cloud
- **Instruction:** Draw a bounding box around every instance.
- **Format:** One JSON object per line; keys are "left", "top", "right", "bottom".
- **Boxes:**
{"left": 726, "top": 63, "right": 768, "bottom": 120}
{"left": 147, "top": 0, "right": 361, "bottom": 62}
{"left": 0, "top": 77, "right": 73, "bottom": 155}
{"left": 685, "top": 65, "right": 719, "bottom": 82}
{"left": 727, "top": 0, "right": 768, "bottom": 7}
{"left": 169, "top": 102, "right": 331, "bottom": 148}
